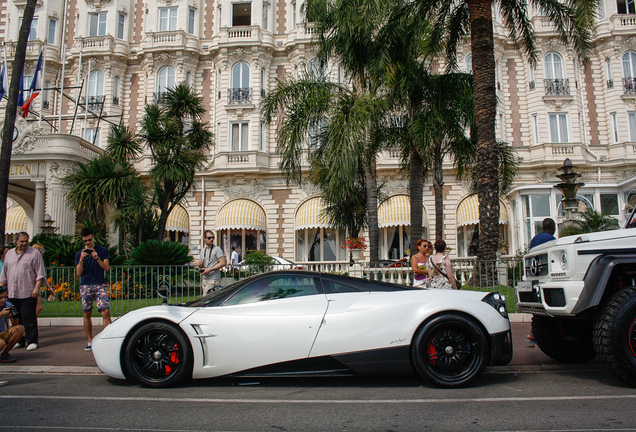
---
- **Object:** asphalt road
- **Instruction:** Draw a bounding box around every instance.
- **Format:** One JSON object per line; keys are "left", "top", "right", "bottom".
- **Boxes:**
{"left": 1, "top": 364, "right": 636, "bottom": 432}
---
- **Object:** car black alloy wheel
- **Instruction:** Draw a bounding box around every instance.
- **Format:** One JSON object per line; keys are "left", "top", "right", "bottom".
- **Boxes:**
{"left": 124, "top": 322, "right": 192, "bottom": 388}
{"left": 593, "top": 286, "right": 636, "bottom": 386}
{"left": 412, "top": 314, "right": 489, "bottom": 388}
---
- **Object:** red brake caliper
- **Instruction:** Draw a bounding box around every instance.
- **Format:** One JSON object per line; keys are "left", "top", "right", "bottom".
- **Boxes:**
{"left": 428, "top": 339, "right": 438, "bottom": 366}
{"left": 165, "top": 344, "right": 180, "bottom": 376}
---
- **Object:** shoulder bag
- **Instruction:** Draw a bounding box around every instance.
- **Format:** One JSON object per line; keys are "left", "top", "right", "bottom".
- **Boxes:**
{"left": 429, "top": 256, "right": 462, "bottom": 290}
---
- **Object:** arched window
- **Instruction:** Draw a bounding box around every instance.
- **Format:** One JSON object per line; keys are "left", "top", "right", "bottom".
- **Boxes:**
{"left": 230, "top": 62, "right": 250, "bottom": 104}
{"left": 87, "top": 71, "right": 104, "bottom": 109}
{"left": 466, "top": 54, "right": 472, "bottom": 74}
{"left": 622, "top": 51, "right": 636, "bottom": 79}
{"left": 544, "top": 52, "right": 564, "bottom": 79}
{"left": 544, "top": 53, "right": 568, "bottom": 95}
{"left": 307, "top": 58, "right": 327, "bottom": 79}
{"left": 156, "top": 66, "right": 175, "bottom": 102}
{"left": 87, "top": 71, "right": 104, "bottom": 97}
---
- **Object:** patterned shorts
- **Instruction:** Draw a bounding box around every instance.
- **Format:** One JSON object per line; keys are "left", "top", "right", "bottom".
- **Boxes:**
{"left": 80, "top": 284, "right": 110, "bottom": 312}
{"left": 0, "top": 329, "right": 11, "bottom": 342}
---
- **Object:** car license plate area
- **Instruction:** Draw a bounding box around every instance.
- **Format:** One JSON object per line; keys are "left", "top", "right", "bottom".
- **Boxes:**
{"left": 516, "top": 281, "right": 534, "bottom": 292}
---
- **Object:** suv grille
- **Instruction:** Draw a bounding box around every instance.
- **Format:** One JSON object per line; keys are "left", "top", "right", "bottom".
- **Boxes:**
{"left": 543, "top": 288, "right": 566, "bottom": 307}
{"left": 525, "top": 253, "right": 549, "bottom": 277}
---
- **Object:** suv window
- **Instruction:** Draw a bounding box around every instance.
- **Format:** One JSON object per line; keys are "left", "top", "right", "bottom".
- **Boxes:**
{"left": 224, "top": 275, "right": 319, "bottom": 305}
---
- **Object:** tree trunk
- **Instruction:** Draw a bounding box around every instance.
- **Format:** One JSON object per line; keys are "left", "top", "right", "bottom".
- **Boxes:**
{"left": 433, "top": 141, "right": 444, "bottom": 241}
{"left": 468, "top": 0, "right": 499, "bottom": 262}
{"left": 0, "top": 0, "right": 38, "bottom": 240}
{"left": 409, "top": 149, "right": 424, "bottom": 254}
{"left": 365, "top": 157, "right": 379, "bottom": 264}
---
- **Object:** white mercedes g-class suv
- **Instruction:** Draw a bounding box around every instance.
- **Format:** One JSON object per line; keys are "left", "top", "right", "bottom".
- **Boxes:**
{"left": 516, "top": 205, "right": 636, "bottom": 385}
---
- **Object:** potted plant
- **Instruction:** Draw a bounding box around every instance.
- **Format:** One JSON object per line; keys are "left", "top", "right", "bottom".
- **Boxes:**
{"left": 342, "top": 237, "right": 367, "bottom": 261}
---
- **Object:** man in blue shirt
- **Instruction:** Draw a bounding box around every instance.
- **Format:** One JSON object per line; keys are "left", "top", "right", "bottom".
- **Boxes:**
{"left": 75, "top": 228, "right": 111, "bottom": 351}
{"left": 530, "top": 218, "right": 556, "bottom": 249}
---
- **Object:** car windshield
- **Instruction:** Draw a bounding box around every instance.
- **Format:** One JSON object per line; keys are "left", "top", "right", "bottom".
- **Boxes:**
{"left": 185, "top": 283, "right": 239, "bottom": 307}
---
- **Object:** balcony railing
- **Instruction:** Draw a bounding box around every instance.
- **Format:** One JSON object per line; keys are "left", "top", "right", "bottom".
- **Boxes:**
{"left": 544, "top": 78, "right": 570, "bottom": 96}
{"left": 529, "top": 80, "right": 535, "bottom": 90}
{"left": 228, "top": 87, "right": 252, "bottom": 104}
{"left": 624, "top": 77, "right": 636, "bottom": 94}
{"left": 86, "top": 95, "right": 105, "bottom": 110}
{"left": 113, "top": 96, "right": 120, "bottom": 105}
{"left": 607, "top": 79, "right": 614, "bottom": 89}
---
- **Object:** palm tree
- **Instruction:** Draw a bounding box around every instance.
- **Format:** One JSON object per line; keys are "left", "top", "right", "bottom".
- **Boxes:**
{"left": 409, "top": 0, "right": 597, "bottom": 260}
{"left": 62, "top": 156, "right": 139, "bottom": 226}
{"left": 262, "top": 0, "right": 394, "bottom": 264}
{"left": 0, "top": 0, "right": 38, "bottom": 240}
{"left": 560, "top": 208, "right": 620, "bottom": 237}
{"left": 138, "top": 82, "right": 214, "bottom": 239}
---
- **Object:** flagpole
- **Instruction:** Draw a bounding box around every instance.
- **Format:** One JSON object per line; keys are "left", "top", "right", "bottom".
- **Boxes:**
{"left": 39, "top": 40, "right": 47, "bottom": 126}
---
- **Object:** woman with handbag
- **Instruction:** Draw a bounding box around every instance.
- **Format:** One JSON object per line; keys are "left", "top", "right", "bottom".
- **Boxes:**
{"left": 410, "top": 239, "right": 431, "bottom": 288}
{"left": 428, "top": 239, "right": 459, "bottom": 290}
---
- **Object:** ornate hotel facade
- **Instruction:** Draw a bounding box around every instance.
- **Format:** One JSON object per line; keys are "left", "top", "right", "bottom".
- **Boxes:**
{"left": 2, "top": 0, "right": 636, "bottom": 263}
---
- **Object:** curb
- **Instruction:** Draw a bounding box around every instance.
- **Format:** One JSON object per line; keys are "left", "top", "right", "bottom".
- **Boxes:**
{"left": 0, "top": 365, "right": 102, "bottom": 375}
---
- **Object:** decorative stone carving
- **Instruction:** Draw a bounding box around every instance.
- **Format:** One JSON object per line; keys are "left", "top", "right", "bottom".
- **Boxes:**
{"left": 12, "top": 119, "right": 46, "bottom": 155}
{"left": 48, "top": 161, "right": 75, "bottom": 183}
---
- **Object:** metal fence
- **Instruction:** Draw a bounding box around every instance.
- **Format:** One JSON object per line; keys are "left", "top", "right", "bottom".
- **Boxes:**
{"left": 40, "top": 258, "right": 523, "bottom": 317}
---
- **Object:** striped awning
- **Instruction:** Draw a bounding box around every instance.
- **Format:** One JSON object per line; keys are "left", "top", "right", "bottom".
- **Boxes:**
{"left": 165, "top": 205, "right": 190, "bottom": 233}
{"left": 456, "top": 195, "right": 509, "bottom": 228}
{"left": 216, "top": 200, "right": 267, "bottom": 230}
{"left": 378, "top": 195, "right": 428, "bottom": 228}
{"left": 5, "top": 205, "right": 27, "bottom": 234}
{"left": 295, "top": 197, "right": 330, "bottom": 230}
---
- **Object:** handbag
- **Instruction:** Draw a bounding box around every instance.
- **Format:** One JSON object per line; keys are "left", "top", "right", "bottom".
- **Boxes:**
{"left": 429, "top": 256, "right": 462, "bottom": 290}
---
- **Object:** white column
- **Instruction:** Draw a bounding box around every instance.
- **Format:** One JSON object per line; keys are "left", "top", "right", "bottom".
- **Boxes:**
{"left": 47, "top": 186, "right": 75, "bottom": 235}
{"left": 32, "top": 180, "right": 47, "bottom": 235}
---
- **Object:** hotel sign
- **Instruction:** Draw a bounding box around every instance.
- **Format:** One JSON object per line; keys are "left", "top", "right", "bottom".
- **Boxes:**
{"left": 9, "top": 164, "right": 32, "bottom": 176}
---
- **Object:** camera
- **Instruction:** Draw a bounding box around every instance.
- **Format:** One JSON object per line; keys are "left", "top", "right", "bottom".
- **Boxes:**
{"left": 8, "top": 304, "right": 19, "bottom": 319}
{"left": 85, "top": 249, "right": 94, "bottom": 254}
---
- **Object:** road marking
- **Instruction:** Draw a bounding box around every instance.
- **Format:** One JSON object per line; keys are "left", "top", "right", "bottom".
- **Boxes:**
{"left": 2, "top": 394, "right": 636, "bottom": 404}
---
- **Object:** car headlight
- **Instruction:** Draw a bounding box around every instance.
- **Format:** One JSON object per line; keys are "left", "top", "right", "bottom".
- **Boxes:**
{"left": 560, "top": 251, "right": 567, "bottom": 271}
{"left": 482, "top": 292, "right": 508, "bottom": 319}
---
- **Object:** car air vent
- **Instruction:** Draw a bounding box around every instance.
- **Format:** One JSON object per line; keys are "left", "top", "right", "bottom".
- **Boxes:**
{"left": 525, "top": 253, "right": 549, "bottom": 277}
{"left": 518, "top": 291, "right": 540, "bottom": 303}
{"left": 543, "top": 288, "right": 566, "bottom": 307}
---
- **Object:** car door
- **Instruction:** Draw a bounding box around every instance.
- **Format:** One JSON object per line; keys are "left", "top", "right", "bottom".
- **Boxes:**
{"left": 183, "top": 274, "right": 328, "bottom": 377}
{"left": 310, "top": 279, "right": 415, "bottom": 357}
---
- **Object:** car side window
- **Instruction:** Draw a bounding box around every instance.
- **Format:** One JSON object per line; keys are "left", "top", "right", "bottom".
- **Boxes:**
{"left": 224, "top": 275, "right": 319, "bottom": 306}
{"left": 321, "top": 280, "right": 365, "bottom": 294}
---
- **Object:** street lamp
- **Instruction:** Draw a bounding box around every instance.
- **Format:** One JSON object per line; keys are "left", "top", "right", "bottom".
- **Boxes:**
{"left": 40, "top": 214, "right": 56, "bottom": 234}
{"left": 554, "top": 158, "right": 585, "bottom": 219}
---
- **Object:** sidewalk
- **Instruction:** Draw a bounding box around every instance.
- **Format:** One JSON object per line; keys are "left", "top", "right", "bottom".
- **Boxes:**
{"left": 0, "top": 316, "right": 599, "bottom": 375}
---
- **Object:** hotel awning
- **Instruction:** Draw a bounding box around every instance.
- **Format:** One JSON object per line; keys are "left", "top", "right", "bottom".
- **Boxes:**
{"left": 216, "top": 200, "right": 267, "bottom": 230}
{"left": 165, "top": 205, "right": 190, "bottom": 233}
{"left": 295, "top": 197, "right": 330, "bottom": 230}
{"left": 456, "top": 195, "right": 509, "bottom": 228}
{"left": 4, "top": 205, "right": 27, "bottom": 234}
{"left": 378, "top": 195, "right": 428, "bottom": 228}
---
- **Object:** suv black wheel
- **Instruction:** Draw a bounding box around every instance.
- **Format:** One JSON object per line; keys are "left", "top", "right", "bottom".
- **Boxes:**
{"left": 532, "top": 315, "right": 596, "bottom": 363}
{"left": 124, "top": 322, "right": 192, "bottom": 388}
{"left": 593, "top": 286, "right": 636, "bottom": 386}
{"left": 411, "top": 313, "right": 489, "bottom": 388}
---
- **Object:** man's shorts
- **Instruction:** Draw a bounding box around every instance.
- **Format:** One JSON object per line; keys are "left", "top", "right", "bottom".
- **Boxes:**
{"left": 202, "top": 278, "right": 221, "bottom": 295}
{"left": 0, "top": 329, "right": 11, "bottom": 343}
{"left": 80, "top": 284, "right": 110, "bottom": 312}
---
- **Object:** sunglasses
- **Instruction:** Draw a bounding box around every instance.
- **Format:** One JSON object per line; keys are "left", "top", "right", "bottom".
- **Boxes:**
{"left": 205, "top": 237, "right": 215, "bottom": 240}
{"left": 422, "top": 245, "right": 431, "bottom": 248}
{"left": 83, "top": 239, "right": 94, "bottom": 243}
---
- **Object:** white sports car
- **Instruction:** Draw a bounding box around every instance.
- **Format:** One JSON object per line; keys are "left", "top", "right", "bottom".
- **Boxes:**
{"left": 92, "top": 271, "right": 512, "bottom": 388}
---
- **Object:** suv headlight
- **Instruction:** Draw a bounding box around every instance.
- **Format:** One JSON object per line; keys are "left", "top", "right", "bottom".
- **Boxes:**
{"left": 560, "top": 251, "right": 567, "bottom": 271}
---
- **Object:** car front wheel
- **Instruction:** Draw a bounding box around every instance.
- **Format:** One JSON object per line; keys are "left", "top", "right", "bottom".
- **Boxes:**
{"left": 593, "top": 286, "right": 636, "bottom": 386}
{"left": 411, "top": 314, "right": 489, "bottom": 388}
{"left": 124, "top": 322, "right": 192, "bottom": 388}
